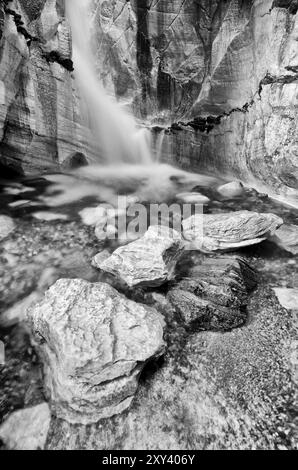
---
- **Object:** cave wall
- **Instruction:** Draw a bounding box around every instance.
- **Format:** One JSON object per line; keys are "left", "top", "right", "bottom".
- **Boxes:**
{"left": 93, "top": 0, "right": 298, "bottom": 203}
{"left": 0, "top": 0, "right": 94, "bottom": 174}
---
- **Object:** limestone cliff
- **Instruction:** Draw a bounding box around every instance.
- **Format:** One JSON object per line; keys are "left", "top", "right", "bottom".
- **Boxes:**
{"left": 93, "top": 0, "right": 298, "bottom": 204}
{"left": 0, "top": 0, "right": 93, "bottom": 174}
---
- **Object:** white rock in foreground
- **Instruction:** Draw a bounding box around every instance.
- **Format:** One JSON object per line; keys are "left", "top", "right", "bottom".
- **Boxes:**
{"left": 273, "top": 288, "right": 298, "bottom": 310}
{"left": 27, "top": 279, "right": 165, "bottom": 424}
{"left": 0, "top": 403, "right": 51, "bottom": 450}
{"left": 182, "top": 211, "right": 283, "bottom": 252}
{"left": 217, "top": 181, "right": 244, "bottom": 198}
{"left": 93, "top": 226, "right": 184, "bottom": 287}
{"left": 0, "top": 215, "right": 15, "bottom": 240}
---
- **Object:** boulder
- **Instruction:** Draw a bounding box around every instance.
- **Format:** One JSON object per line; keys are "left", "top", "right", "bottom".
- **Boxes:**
{"left": 270, "top": 224, "right": 298, "bottom": 255}
{"left": 0, "top": 215, "right": 15, "bottom": 240}
{"left": 93, "top": 226, "right": 185, "bottom": 287}
{"left": 182, "top": 211, "right": 283, "bottom": 252}
{"left": 168, "top": 256, "right": 258, "bottom": 330}
{"left": 217, "top": 181, "right": 245, "bottom": 198}
{"left": 0, "top": 403, "right": 51, "bottom": 450}
{"left": 27, "top": 279, "right": 165, "bottom": 424}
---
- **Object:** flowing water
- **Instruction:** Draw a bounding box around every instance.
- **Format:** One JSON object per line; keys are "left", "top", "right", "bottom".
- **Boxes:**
{"left": 66, "top": 0, "right": 152, "bottom": 165}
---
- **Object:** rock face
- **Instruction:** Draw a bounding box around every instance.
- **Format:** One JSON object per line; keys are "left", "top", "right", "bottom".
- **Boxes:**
{"left": 27, "top": 278, "right": 165, "bottom": 424}
{"left": 217, "top": 181, "right": 244, "bottom": 198}
{"left": 0, "top": 0, "right": 95, "bottom": 174}
{"left": 93, "top": 0, "right": 298, "bottom": 204}
{"left": 0, "top": 403, "right": 51, "bottom": 450}
{"left": 182, "top": 210, "right": 283, "bottom": 251}
{"left": 94, "top": 226, "right": 185, "bottom": 287}
{"left": 168, "top": 256, "right": 258, "bottom": 330}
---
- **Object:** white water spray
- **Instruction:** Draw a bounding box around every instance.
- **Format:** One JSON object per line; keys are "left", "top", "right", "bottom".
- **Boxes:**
{"left": 65, "top": 0, "right": 152, "bottom": 164}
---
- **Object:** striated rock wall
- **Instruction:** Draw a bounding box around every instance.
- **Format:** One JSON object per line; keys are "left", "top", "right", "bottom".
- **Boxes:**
{"left": 0, "top": 0, "right": 297, "bottom": 202}
{"left": 0, "top": 0, "right": 95, "bottom": 174}
{"left": 93, "top": 0, "right": 298, "bottom": 203}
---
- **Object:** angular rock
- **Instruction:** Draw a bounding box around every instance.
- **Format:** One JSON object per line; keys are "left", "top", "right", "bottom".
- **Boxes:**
{"left": 182, "top": 211, "right": 283, "bottom": 252}
{"left": 0, "top": 403, "right": 51, "bottom": 450}
{"left": 0, "top": 215, "right": 15, "bottom": 240}
{"left": 217, "top": 181, "right": 245, "bottom": 198}
{"left": 168, "top": 256, "right": 258, "bottom": 330}
{"left": 27, "top": 279, "right": 165, "bottom": 424}
{"left": 270, "top": 224, "right": 298, "bottom": 255}
{"left": 93, "top": 226, "right": 185, "bottom": 287}
{"left": 273, "top": 288, "right": 298, "bottom": 310}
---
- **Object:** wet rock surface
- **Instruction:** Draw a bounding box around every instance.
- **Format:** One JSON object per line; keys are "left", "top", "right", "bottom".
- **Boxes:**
{"left": 94, "top": 226, "right": 185, "bottom": 288}
{"left": 27, "top": 278, "right": 165, "bottom": 424}
{"left": 182, "top": 210, "right": 283, "bottom": 252}
{"left": 0, "top": 0, "right": 95, "bottom": 173}
{"left": 167, "top": 256, "right": 258, "bottom": 331}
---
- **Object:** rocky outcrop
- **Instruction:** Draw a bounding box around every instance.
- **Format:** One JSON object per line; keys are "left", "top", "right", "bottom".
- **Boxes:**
{"left": 0, "top": 402, "right": 51, "bottom": 450}
{"left": 182, "top": 210, "right": 283, "bottom": 251}
{"left": 27, "top": 278, "right": 165, "bottom": 424}
{"left": 93, "top": 226, "right": 185, "bottom": 287}
{"left": 93, "top": 0, "right": 298, "bottom": 204}
{"left": 168, "top": 256, "right": 258, "bottom": 331}
{"left": 0, "top": 0, "right": 95, "bottom": 174}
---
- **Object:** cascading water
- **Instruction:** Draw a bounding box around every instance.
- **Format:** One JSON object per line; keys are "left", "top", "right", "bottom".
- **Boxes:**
{"left": 65, "top": 0, "right": 152, "bottom": 165}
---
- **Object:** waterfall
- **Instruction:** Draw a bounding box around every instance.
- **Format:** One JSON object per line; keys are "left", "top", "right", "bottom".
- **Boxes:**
{"left": 65, "top": 0, "right": 152, "bottom": 165}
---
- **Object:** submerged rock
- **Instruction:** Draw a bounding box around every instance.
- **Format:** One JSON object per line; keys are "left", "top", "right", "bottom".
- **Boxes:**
{"left": 27, "top": 279, "right": 165, "bottom": 424}
{"left": 0, "top": 403, "right": 51, "bottom": 450}
{"left": 217, "top": 181, "right": 245, "bottom": 198}
{"left": 0, "top": 215, "right": 15, "bottom": 240}
{"left": 32, "top": 212, "right": 68, "bottom": 222}
{"left": 168, "top": 256, "right": 258, "bottom": 330}
{"left": 0, "top": 267, "right": 59, "bottom": 328}
{"left": 176, "top": 192, "right": 210, "bottom": 204}
{"left": 93, "top": 226, "right": 185, "bottom": 287}
{"left": 270, "top": 224, "right": 298, "bottom": 255}
{"left": 273, "top": 288, "right": 298, "bottom": 310}
{"left": 182, "top": 211, "right": 283, "bottom": 252}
